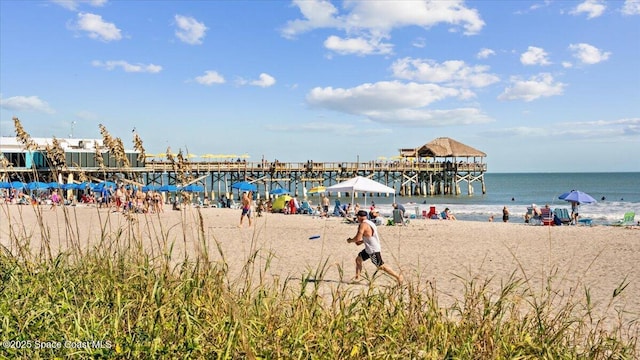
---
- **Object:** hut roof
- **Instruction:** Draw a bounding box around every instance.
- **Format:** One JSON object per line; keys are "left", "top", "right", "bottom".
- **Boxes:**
{"left": 415, "top": 137, "right": 486, "bottom": 157}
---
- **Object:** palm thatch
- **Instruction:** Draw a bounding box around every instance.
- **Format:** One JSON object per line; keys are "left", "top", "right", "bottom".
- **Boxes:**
{"left": 409, "top": 137, "right": 486, "bottom": 158}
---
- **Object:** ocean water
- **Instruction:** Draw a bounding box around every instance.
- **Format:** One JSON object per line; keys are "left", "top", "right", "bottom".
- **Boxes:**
{"left": 336, "top": 173, "right": 640, "bottom": 225}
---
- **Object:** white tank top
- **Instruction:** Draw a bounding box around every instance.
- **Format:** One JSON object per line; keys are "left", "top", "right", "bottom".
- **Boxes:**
{"left": 362, "top": 219, "right": 381, "bottom": 254}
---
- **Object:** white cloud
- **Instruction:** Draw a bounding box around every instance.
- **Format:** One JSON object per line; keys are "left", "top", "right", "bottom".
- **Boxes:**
{"left": 339, "top": 0, "right": 485, "bottom": 35}
{"left": 92, "top": 60, "right": 162, "bottom": 73}
{"left": 569, "top": 43, "right": 611, "bottom": 64}
{"left": 562, "top": 61, "right": 573, "bottom": 68}
{"left": 174, "top": 15, "right": 207, "bottom": 45}
{"left": 305, "top": 80, "right": 492, "bottom": 126}
{"left": 622, "top": 0, "right": 640, "bottom": 15}
{"left": 52, "top": 0, "right": 107, "bottom": 11}
{"left": 366, "top": 108, "right": 493, "bottom": 126}
{"left": 520, "top": 46, "right": 551, "bottom": 66}
{"left": 498, "top": 73, "right": 566, "bottom": 102}
{"left": 571, "top": 0, "right": 606, "bottom": 19}
{"left": 282, "top": 0, "right": 485, "bottom": 56}
{"left": 0, "top": 95, "right": 55, "bottom": 114}
{"left": 481, "top": 118, "right": 640, "bottom": 139}
{"left": 307, "top": 81, "right": 459, "bottom": 114}
{"left": 324, "top": 35, "right": 393, "bottom": 55}
{"left": 74, "top": 12, "right": 121, "bottom": 42}
{"left": 476, "top": 48, "right": 495, "bottom": 59}
{"left": 412, "top": 37, "right": 426, "bottom": 48}
{"left": 251, "top": 73, "right": 276, "bottom": 88}
{"left": 265, "top": 121, "right": 392, "bottom": 136}
{"left": 195, "top": 70, "right": 225, "bottom": 85}
{"left": 280, "top": 0, "right": 342, "bottom": 39}
{"left": 391, "top": 58, "right": 500, "bottom": 88}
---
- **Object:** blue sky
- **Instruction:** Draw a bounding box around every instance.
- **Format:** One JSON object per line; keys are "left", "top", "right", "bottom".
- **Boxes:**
{"left": 1, "top": 0, "right": 638, "bottom": 172}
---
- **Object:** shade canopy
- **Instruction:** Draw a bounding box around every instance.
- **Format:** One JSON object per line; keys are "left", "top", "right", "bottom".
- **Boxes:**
{"left": 327, "top": 176, "right": 396, "bottom": 206}
{"left": 327, "top": 176, "right": 395, "bottom": 194}
{"left": 271, "top": 195, "right": 292, "bottom": 212}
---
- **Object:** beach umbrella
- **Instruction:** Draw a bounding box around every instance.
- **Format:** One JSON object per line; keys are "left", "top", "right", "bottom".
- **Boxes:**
{"left": 559, "top": 190, "right": 596, "bottom": 204}
{"left": 91, "top": 181, "right": 117, "bottom": 192}
{"left": 60, "top": 183, "right": 75, "bottom": 190}
{"left": 26, "top": 181, "right": 49, "bottom": 190}
{"left": 0, "top": 181, "right": 10, "bottom": 189}
{"left": 10, "top": 181, "right": 26, "bottom": 190}
{"left": 308, "top": 186, "right": 326, "bottom": 194}
{"left": 74, "top": 182, "right": 91, "bottom": 190}
{"left": 182, "top": 184, "right": 204, "bottom": 192}
{"left": 240, "top": 153, "right": 250, "bottom": 159}
{"left": 47, "top": 182, "right": 61, "bottom": 189}
{"left": 231, "top": 181, "right": 257, "bottom": 192}
{"left": 271, "top": 188, "right": 289, "bottom": 195}
{"left": 158, "top": 184, "right": 178, "bottom": 192}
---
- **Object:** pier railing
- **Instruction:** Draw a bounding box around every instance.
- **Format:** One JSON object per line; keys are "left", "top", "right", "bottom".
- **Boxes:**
{"left": 142, "top": 161, "right": 487, "bottom": 173}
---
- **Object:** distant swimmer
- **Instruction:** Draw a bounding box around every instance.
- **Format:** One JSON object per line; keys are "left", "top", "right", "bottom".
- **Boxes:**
{"left": 511, "top": 197, "right": 515, "bottom": 202}
{"left": 601, "top": 196, "right": 606, "bottom": 201}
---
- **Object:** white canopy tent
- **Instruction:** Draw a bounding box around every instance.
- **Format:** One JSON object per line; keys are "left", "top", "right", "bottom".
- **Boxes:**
{"left": 326, "top": 176, "right": 396, "bottom": 206}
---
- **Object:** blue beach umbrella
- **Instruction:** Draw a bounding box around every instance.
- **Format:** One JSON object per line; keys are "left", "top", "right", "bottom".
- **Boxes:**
{"left": 91, "top": 181, "right": 117, "bottom": 192}
{"left": 0, "top": 181, "right": 10, "bottom": 189}
{"left": 47, "top": 182, "right": 61, "bottom": 189}
{"left": 60, "top": 183, "right": 75, "bottom": 190}
{"left": 182, "top": 184, "right": 204, "bottom": 192}
{"left": 270, "top": 188, "right": 289, "bottom": 195}
{"left": 231, "top": 181, "right": 257, "bottom": 192}
{"left": 559, "top": 190, "right": 597, "bottom": 204}
{"left": 10, "top": 181, "right": 26, "bottom": 189}
{"left": 26, "top": 181, "right": 49, "bottom": 190}
{"left": 158, "top": 184, "right": 178, "bottom": 192}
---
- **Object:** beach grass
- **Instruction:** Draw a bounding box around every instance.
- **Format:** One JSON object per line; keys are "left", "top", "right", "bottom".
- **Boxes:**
{"left": 2, "top": 119, "right": 638, "bottom": 359}
{"left": 0, "top": 204, "right": 637, "bottom": 359}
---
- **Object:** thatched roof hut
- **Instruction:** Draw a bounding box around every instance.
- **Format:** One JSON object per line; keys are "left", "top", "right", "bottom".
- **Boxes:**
{"left": 399, "top": 137, "right": 486, "bottom": 159}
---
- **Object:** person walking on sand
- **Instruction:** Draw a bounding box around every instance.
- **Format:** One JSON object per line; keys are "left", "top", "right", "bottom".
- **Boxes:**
{"left": 346, "top": 210, "right": 403, "bottom": 284}
{"left": 239, "top": 191, "right": 253, "bottom": 227}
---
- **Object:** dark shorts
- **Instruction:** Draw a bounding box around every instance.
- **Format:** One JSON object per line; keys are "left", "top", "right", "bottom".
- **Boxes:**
{"left": 358, "top": 249, "right": 384, "bottom": 267}
{"left": 323, "top": 205, "right": 329, "bottom": 212}
{"left": 242, "top": 207, "right": 251, "bottom": 216}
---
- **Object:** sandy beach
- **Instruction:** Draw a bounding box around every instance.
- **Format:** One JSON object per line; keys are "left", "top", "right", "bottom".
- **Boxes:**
{"left": 1, "top": 204, "right": 639, "bottom": 331}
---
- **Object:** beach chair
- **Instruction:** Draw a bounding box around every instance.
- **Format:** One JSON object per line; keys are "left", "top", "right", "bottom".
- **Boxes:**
{"left": 392, "top": 208, "right": 407, "bottom": 226}
{"left": 611, "top": 212, "right": 635, "bottom": 226}
{"left": 426, "top": 206, "right": 438, "bottom": 219}
{"left": 554, "top": 208, "right": 571, "bottom": 225}
{"left": 299, "top": 200, "right": 314, "bottom": 215}
{"left": 540, "top": 207, "right": 554, "bottom": 226}
{"left": 524, "top": 207, "right": 541, "bottom": 225}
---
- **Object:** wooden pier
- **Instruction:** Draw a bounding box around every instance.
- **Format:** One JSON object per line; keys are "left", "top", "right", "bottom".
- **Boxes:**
{"left": 1, "top": 137, "right": 487, "bottom": 199}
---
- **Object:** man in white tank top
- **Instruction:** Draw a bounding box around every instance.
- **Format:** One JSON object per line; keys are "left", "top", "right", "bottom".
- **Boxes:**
{"left": 347, "top": 210, "right": 403, "bottom": 284}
